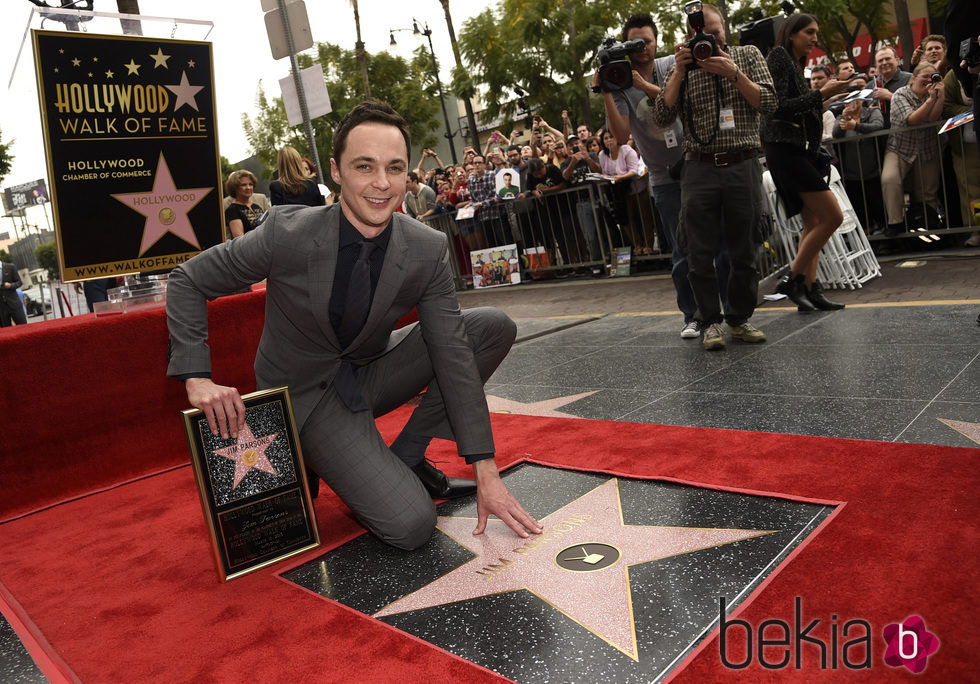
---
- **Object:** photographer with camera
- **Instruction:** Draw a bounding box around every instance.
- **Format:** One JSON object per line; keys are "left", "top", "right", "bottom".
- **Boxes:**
{"left": 881, "top": 62, "right": 946, "bottom": 238}
{"left": 598, "top": 13, "right": 725, "bottom": 340}
{"left": 653, "top": 2, "right": 776, "bottom": 351}
{"left": 558, "top": 135, "right": 604, "bottom": 269}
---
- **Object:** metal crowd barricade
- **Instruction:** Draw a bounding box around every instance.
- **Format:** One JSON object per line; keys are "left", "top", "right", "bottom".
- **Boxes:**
{"left": 420, "top": 180, "right": 675, "bottom": 289}
{"left": 820, "top": 117, "right": 978, "bottom": 247}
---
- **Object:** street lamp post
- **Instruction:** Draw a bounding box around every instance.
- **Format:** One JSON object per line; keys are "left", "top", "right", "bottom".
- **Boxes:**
{"left": 390, "top": 20, "right": 458, "bottom": 164}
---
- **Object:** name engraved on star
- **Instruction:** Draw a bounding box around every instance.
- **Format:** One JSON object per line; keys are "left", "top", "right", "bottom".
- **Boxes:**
{"left": 472, "top": 513, "right": 593, "bottom": 581}
{"left": 126, "top": 192, "right": 201, "bottom": 206}
{"left": 512, "top": 513, "right": 593, "bottom": 555}
{"left": 475, "top": 557, "right": 514, "bottom": 580}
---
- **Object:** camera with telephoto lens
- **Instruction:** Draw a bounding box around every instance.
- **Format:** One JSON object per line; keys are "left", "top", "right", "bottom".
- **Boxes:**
{"left": 593, "top": 36, "right": 646, "bottom": 92}
{"left": 685, "top": 0, "right": 719, "bottom": 69}
{"left": 960, "top": 37, "right": 980, "bottom": 68}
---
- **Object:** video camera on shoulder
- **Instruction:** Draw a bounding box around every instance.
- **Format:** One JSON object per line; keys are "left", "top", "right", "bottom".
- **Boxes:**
{"left": 960, "top": 36, "right": 980, "bottom": 68}
{"left": 685, "top": 0, "right": 719, "bottom": 69}
{"left": 593, "top": 36, "right": 646, "bottom": 92}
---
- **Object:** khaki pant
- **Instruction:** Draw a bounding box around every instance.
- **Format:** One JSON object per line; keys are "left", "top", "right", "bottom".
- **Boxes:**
{"left": 881, "top": 151, "right": 940, "bottom": 226}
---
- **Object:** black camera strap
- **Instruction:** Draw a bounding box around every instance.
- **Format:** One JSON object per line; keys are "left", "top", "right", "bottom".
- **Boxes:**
{"left": 680, "top": 70, "right": 724, "bottom": 148}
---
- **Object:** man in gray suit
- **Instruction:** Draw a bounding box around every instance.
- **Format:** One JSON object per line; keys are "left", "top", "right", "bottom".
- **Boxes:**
{"left": 167, "top": 100, "right": 542, "bottom": 550}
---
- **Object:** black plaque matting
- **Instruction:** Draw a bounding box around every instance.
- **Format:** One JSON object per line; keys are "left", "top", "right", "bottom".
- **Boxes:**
{"left": 32, "top": 30, "right": 223, "bottom": 281}
{"left": 280, "top": 463, "right": 838, "bottom": 683}
{"left": 183, "top": 387, "right": 319, "bottom": 581}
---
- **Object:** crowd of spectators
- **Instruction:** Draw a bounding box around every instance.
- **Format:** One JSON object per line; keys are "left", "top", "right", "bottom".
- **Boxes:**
{"left": 216, "top": 14, "right": 977, "bottom": 290}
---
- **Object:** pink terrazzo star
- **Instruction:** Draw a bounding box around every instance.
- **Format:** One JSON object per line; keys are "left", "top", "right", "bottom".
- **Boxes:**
{"left": 938, "top": 418, "right": 980, "bottom": 445}
{"left": 211, "top": 421, "right": 280, "bottom": 490}
{"left": 110, "top": 152, "right": 212, "bottom": 255}
{"left": 486, "top": 391, "right": 597, "bottom": 418}
{"left": 374, "top": 478, "right": 773, "bottom": 660}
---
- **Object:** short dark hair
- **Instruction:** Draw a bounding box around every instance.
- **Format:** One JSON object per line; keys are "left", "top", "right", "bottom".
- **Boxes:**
{"left": 775, "top": 13, "right": 818, "bottom": 68}
{"left": 332, "top": 99, "right": 411, "bottom": 165}
{"left": 503, "top": 172, "right": 512, "bottom": 179}
{"left": 407, "top": 171, "right": 419, "bottom": 183}
{"left": 225, "top": 169, "right": 257, "bottom": 198}
{"left": 507, "top": 144, "right": 521, "bottom": 153}
{"left": 623, "top": 13, "right": 657, "bottom": 41}
{"left": 836, "top": 58, "right": 854, "bottom": 69}
{"left": 810, "top": 64, "right": 832, "bottom": 78}
{"left": 526, "top": 158, "right": 545, "bottom": 174}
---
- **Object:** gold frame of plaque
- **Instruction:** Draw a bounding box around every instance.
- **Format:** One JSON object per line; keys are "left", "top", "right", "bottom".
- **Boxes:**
{"left": 182, "top": 386, "right": 320, "bottom": 581}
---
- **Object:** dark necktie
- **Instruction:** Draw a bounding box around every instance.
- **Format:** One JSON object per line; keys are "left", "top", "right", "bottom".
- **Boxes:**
{"left": 337, "top": 240, "right": 377, "bottom": 348}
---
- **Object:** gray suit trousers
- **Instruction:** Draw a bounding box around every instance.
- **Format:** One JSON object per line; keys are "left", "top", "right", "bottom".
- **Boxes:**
{"left": 300, "top": 307, "right": 516, "bottom": 550}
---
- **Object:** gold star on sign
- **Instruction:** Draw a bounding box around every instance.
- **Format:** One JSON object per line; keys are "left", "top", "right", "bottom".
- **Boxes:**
{"left": 58, "top": 48, "right": 64, "bottom": 54}
{"left": 187, "top": 59, "right": 195, "bottom": 68}
{"left": 149, "top": 48, "right": 171, "bottom": 69}
{"left": 124, "top": 59, "right": 140, "bottom": 75}
{"left": 71, "top": 57, "right": 80, "bottom": 66}
{"left": 53, "top": 67, "right": 59, "bottom": 73}
{"left": 87, "top": 72, "right": 93, "bottom": 77}
{"left": 105, "top": 69, "right": 114, "bottom": 79}
{"left": 93, "top": 56, "right": 99, "bottom": 62}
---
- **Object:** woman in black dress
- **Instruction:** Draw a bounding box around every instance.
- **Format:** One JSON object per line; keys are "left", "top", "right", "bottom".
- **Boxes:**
{"left": 224, "top": 170, "right": 263, "bottom": 238}
{"left": 269, "top": 146, "right": 324, "bottom": 207}
{"left": 763, "top": 13, "right": 851, "bottom": 311}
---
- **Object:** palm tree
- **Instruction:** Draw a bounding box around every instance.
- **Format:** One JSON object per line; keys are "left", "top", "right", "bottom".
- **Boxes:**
{"left": 438, "top": 0, "right": 479, "bottom": 150}
{"left": 350, "top": 0, "right": 372, "bottom": 97}
{"left": 116, "top": 0, "right": 142, "bottom": 36}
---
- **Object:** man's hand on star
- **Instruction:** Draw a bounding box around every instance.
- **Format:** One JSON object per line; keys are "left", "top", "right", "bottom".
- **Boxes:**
{"left": 472, "top": 459, "right": 543, "bottom": 538}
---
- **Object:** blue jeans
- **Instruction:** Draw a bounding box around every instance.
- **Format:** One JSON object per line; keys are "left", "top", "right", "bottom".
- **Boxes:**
{"left": 652, "top": 180, "right": 730, "bottom": 323}
{"left": 576, "top": 200, "right": 601, "bottom": 262}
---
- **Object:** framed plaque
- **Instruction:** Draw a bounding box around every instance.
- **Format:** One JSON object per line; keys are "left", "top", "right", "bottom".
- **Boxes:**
{"left": 182, "top": 387, "right": 320, "bottom": 581}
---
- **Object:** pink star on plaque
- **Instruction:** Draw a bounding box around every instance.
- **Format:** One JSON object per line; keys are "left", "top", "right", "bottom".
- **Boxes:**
{"left": 212, "top": 421, "right": 280, "bottom": 490}
{"left": 374, "top": 478, "right": 773, "bottom": 660}
{"left": 165, "top": 70, "right": 204, "bottom": 112}
{"left": 111, "top": 153, "right": 212, "bottom": 255}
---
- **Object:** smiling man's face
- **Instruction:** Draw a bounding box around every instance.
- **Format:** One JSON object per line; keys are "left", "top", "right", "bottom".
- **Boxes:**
{"left": 330, "top": 121, "right": 408, "bottom": 238}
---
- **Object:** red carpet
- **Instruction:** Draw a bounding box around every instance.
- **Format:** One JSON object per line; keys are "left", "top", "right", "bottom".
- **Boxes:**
{"left": 0, "top": 412, "right": 976, "bottom": 682}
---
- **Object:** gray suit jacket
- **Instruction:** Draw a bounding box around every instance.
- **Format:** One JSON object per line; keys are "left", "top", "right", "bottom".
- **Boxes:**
{"left": 166, "top": 204, "right": 493, "bottom": 455}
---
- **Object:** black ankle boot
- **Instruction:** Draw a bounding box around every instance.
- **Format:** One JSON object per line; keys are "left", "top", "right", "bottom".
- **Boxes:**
{"left": 776, "top": 273, "right": 816, "bottom": 311}
{"left": 807, "top": 282, "right": 845, "bottom": 310}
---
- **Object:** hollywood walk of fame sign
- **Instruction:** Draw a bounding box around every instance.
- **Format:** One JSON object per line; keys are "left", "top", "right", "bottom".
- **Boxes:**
{"left": 32, "top": 30, "right": 223, "bottom": 282}
{"left": 282, "top": 464, "right": 838, "bottom": 682}
{"left": 183, "top": 387, "right": 319, "bottom": 582}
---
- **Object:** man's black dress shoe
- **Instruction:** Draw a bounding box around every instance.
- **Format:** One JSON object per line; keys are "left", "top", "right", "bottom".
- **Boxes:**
{"left": 306, "top": 468, "right": 320, "bottom": 499}
{"left": 412, "top": 460, "right": 477, "bottom": 499}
